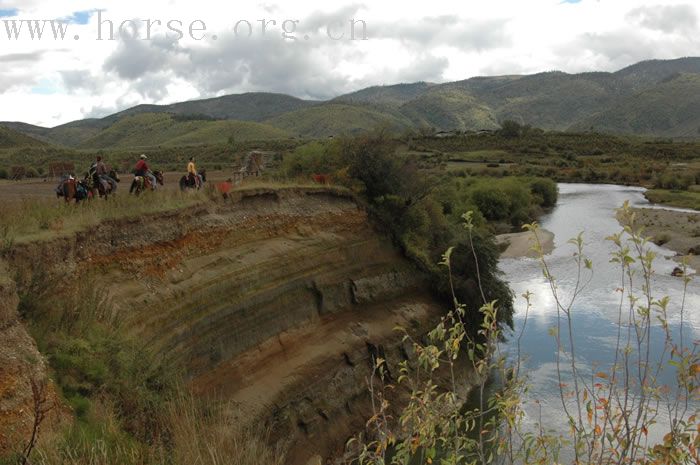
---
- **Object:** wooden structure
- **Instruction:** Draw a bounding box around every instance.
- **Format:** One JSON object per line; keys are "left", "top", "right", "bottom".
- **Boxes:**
{"left": 48, "top": 161, "right": 75, "bottom": 179}
{"left": 232, "top": 151, "right": 266, "bottom": 183}
{"left": 10, "top": 166, "right": 26, "bottom": 180}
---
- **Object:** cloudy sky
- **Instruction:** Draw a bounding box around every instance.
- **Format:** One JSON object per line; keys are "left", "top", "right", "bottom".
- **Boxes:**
{"left": 0, "top": 0, "right": 697, "bottom": 127}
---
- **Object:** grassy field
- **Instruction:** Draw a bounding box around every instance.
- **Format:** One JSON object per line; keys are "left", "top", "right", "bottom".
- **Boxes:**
{"left": 0, "top": 180, "right": 330, "bottom": 247}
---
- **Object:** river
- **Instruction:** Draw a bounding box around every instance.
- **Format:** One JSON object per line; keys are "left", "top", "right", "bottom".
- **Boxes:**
{"left": 498, "top": 183, "right": 700, "bottom": 450}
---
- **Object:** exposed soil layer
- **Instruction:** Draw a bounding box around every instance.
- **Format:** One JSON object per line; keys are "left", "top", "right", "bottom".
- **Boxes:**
{"left": 0, "top": 187, "right": 451, "bottom": 463}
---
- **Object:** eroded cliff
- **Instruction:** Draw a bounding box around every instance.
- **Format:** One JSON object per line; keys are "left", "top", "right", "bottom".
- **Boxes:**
{"left": 1, "top": 187, "right": 451, "bottom": 462}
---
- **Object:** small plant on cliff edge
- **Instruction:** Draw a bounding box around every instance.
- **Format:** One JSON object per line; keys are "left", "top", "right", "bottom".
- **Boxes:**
{"left": 348, "top": 205, "right": 699, "bottom": 464}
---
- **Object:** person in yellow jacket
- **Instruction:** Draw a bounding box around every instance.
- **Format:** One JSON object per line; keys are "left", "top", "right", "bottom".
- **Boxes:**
{"left": 187, "top": 157, "right": 202, "bottom": 188}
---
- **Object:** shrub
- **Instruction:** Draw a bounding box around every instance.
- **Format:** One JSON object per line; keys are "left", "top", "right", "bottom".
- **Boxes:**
{"left": 529, "top": 178, "right": 558, "bottom": 207}
{"left": 471, "top": 186, "right": 510, "bottom": 221}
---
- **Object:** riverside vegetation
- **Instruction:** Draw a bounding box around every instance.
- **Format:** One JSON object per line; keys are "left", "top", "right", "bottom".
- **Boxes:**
{"left": 349, "top": 206, "right": 699, "bottom": 465}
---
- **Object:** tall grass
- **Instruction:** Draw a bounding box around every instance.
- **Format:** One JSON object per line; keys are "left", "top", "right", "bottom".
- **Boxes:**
{"left": 13, "top": 252, "right": 286, "bottom": 465}
{"left": 30, "top": 394, "right": 284, "bottom": 465}
{"left": 166, "top": 393, "right": 284, "bottom": 465}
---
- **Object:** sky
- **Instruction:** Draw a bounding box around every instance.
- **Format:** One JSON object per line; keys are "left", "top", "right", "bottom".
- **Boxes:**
{"left": 0, "top": 0, "right": 697, "bottom": 127}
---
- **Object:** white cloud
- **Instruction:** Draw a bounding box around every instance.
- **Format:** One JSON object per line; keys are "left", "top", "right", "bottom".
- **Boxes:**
{"left": 0, "top": 0, "right": 698, "bottom": 126}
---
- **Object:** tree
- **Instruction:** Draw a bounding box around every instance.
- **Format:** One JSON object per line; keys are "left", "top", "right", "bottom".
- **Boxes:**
{"left": 499, "top": 120, "right": 523, "bottom": 138}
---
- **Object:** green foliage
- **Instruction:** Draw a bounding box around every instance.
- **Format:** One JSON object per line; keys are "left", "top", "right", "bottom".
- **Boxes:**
{"left": 333, "top": 132, "right": 515, "bottom": 329}
{"left": 499, "top": 120, "right": 523, "bottom": 138}
{"left": 529, "top": 178, "right": 558, "bottom": 207}
{"left": 654, "top": 172, "right": 696, "bottom": 191}
{"left": 340, "top": 133, "right": 406, "bottom": 200}
{"left": 20, "top": 274, "right": 175, "bottom": 444}
{"left": 281, "top": 141, "right": 340, "bottom": 178}
{"left": 471, "top": 186, "right": 511, "bottom": 221}
{"left": 645, "top": 189, "right": 700, "bottom": 210}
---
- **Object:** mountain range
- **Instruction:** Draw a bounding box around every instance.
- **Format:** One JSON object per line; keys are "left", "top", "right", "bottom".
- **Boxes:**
{"left": 2, "top": 57, "right": 700, "bottom": 149}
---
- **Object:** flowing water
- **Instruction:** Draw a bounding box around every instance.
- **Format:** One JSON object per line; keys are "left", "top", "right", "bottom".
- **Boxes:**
{"left": 499, "top": 183, "right": 700, "bottom": 449}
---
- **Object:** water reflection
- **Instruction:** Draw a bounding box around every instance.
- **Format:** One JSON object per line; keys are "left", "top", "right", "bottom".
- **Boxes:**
{"left": 499, "top": 183, "right": 700, "bottom": 446}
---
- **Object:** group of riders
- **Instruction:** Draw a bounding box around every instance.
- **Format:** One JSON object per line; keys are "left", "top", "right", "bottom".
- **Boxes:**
{"left": 56, "top": 154, "right": 205, "bottom": 202}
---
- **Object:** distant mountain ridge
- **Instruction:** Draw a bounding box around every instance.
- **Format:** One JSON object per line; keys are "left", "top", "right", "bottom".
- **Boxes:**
{"left": 3, "top": 57, "right": 700, "bottom": 148}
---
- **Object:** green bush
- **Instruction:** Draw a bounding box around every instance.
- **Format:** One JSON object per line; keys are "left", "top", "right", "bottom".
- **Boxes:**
{"left": 471, "top": 186, "right": 511, "bottom": 221}
{"left": 529, "top": 178, "right": 558, "bottom": 207}
{"left": 0, "top": 168, "right": 7, "bottom": 179}
{"left": 282, "top": 141, "right": 338, "bottom": 178}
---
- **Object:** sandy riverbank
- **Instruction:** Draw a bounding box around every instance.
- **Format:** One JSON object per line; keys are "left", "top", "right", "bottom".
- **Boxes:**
{"left": 627, "top": 208, "right": 700, "bottom": 273}
{"left": 496, "top": 228, "right": 555, "bottom": 259}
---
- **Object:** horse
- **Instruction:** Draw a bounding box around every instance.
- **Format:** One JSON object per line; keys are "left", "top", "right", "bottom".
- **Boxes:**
{"left": 55, "top": 176, "right": 90, "bottom": 203}
{"left": 86, "top": 169, "right": 120, "bottom": 199}
{"left": 179, "top": 169, "right": 206, "bottom": 191}
{"left": 130, "top": 170, "right": 164, "bottom": 195}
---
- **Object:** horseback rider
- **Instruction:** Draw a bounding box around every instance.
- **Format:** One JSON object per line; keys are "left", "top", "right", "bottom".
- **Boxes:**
{"left": 93, "top": 156, "right": 117, "bottom": 192}
{"left": 135, "top": 154, "right": 157, "bottom": 190}
{"left": 187, "top": 156, "right": 203, "bottom": 188}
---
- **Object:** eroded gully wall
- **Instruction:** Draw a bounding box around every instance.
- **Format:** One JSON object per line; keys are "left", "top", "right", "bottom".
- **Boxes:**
{"left": 3, "top": 187, "right": 456, "bottom": 463}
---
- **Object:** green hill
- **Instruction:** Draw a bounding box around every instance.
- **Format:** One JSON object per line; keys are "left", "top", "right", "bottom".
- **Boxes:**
{"left": 264, "top": 103, "right": 412, "bottom": 138}
{"left": 0, "top": 125, "right": 48, "bottom": 149}
{"left": 79, "top": 113, "right": 292, "bottom": 149}
{"left": 443, "top": 72, "right": 625, "bottom": 130}
{"left": 572, "top": 73, "right": 700, "bottom": 137}
{"left": 333, "top": 82, "right": 436, "bottom": 106}
{"left": 398, "top": 88, "right": 499, "bottom": 131}
{"left": 614, "top": 57, "right": 700, "bottom": 91}
{"left": 107, "top": 92, "right": 317, "bottom": 123}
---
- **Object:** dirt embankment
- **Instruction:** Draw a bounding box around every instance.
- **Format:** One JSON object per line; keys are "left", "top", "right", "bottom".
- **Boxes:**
{"left": 0, "top": 187, "right": 457, "bottom": 463}
{"left": 0, "top": 261, "right": 62, "bottom": 455}
{"left": 626, "top": 208, "right": 700, "bottom": 272}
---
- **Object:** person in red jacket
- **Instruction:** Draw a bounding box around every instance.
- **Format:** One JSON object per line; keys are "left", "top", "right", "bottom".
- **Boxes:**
{"left": 134, "top": 154, "right": 157, "bottom": 190}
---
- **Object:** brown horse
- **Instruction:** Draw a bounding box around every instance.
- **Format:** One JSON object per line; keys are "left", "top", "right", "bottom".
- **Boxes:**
{"left": 55, "top": 177, "right": 90, "bottom": 203}
{"left": 179, "top": 168, "right": 206, "bottom": 191}
{"left": 130, "top": 170, "right": 164, "bottom": 195}
{"left": 86, "top": 169, "right": 120, "bottom": 199}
